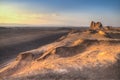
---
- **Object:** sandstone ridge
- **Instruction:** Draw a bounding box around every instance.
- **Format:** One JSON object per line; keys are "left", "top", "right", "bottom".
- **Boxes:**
{"left": 0, "top": 21, "right": 120, "bottom": 80}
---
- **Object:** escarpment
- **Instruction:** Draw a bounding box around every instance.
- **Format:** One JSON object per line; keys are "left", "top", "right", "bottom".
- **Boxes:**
{"left": 4, "top": 21, "right": 120, "bottom": 64}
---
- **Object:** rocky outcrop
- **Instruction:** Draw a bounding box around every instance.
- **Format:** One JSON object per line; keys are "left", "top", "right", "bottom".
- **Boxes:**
{"left": 0, "top": 22, "right": 120, "bottom": 80}
{"left": 104, "top": 26, "right": 112, "bottom": 30}
{"left": 89, "top": 21, "right": 110, "bottom": 37}
{"left": 90, "top": 21, "right": 103, "bottom": 30}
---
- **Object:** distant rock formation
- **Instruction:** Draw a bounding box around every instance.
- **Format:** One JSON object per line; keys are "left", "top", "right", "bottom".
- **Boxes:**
{"left": 89, "top": 21, "right": 111, "bottom": 37}
{"left": 90, "top": 21, "right": 103, "bottom": 30}
{"left": 104, "top": 26, "right": 112, "bottom": 30}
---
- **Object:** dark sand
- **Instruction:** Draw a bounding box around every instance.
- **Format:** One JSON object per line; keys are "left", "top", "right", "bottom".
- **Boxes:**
{"left": 0, "top": 27, "right": 69, "bottom": 64}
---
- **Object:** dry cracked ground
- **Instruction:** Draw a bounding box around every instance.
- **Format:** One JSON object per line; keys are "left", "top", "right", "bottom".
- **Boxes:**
{"left": 0, "top": 27, "right": 120, "bottom": 80}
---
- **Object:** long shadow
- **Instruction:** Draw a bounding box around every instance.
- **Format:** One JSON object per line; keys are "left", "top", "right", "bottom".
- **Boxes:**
{"left": 55, "top": 39, "right": 120, "bottom": 58}
{"left": 0, "top": 32, "right": 68, "bottom": 64}
{"left": 55, "top": 40, "right": 99, "bottom": 58}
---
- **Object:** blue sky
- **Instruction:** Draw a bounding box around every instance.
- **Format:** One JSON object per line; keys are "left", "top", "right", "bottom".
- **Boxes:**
{"left": 0, "top": 0, "right": 120, "bottom": 26}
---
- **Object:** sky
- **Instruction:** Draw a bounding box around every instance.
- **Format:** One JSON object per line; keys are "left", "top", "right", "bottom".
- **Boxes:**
{"left": 0, "top": 0, "right": 120, "bottom": 27}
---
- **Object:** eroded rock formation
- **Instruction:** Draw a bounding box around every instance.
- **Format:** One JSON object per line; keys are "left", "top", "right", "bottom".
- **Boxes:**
{"left": 90, "top": 21, "right": 103, "bottom": 30}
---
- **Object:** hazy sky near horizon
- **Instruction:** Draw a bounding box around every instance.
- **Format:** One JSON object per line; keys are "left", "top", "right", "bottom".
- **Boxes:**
{"left": 0, "top": 0, "right": 120, "bottom": 26}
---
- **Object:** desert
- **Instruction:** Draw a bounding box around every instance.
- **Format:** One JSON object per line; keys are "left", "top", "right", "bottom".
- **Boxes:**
{"left": 0, "top": 22, "right": 120, "bottom": 80}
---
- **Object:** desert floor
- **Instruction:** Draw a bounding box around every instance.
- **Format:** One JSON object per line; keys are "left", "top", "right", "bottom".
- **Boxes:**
{"left": 0, "top": 27, "right": 120, "bottom": 80}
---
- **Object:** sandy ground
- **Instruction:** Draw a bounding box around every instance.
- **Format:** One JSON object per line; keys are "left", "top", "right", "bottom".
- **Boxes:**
{"left": 0, "top": 27, "right": 69, "bottom": 64}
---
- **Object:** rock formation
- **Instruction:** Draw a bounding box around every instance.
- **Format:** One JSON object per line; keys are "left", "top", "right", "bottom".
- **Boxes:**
{"left": 90, "top": 21, "right": 103, "bottom": 30}
{"left": 0, "top": 22, "right": 120, "bottom": 80}
{"left": 104, "top": 26, "right": 112, "bottom": 30}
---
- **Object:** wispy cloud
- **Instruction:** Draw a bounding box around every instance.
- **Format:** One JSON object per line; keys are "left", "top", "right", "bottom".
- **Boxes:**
{"left": 0, "top": 0, "right": 120, "bottom": 26}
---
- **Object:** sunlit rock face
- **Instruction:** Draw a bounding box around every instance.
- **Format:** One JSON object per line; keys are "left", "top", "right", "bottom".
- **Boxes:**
{"left": 90, "top": 21, "right": 103, "bottom": 30}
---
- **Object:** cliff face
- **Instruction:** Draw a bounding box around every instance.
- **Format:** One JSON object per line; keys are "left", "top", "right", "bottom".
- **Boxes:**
{"left": 0, "top": 22, "right": 120, "bottom": 80}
